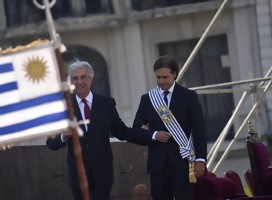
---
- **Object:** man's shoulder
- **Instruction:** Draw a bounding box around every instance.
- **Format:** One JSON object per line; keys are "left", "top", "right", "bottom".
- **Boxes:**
{"left": 175, "top": 84, "right": 196, "bottom": 94}
{"left": 93, "top": 93, "right": 115, "bottom": 103}
{"left": 141, "top": 92, "right": 150, "bottom": 100}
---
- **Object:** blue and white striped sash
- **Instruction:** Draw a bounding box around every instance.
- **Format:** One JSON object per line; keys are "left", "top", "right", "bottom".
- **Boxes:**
{"left": 149, "top": 87, "right": 195, "bottom": 162}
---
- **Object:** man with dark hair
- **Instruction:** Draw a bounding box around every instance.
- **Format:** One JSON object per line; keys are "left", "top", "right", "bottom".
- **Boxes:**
{"left": 133, "top": 55, "right": 207, "bottom": 200}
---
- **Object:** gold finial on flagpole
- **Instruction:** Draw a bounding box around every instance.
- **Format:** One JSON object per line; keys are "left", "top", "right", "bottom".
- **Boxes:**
{"left": 0, "top": 39, "right": 50, "bottom": 54}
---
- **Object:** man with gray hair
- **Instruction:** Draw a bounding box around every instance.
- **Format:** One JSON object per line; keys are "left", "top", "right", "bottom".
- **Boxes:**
{"left": 46, "top": 60, "right": 170, "bottom": 200}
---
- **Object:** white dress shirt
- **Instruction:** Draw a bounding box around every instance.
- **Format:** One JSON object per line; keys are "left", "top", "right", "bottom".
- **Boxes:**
{"left": 61, "top": 91, "right": 93, "bottom": 142}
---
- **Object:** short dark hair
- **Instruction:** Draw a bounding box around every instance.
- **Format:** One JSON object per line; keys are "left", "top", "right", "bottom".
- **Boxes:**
{"left": 153, "top": 55, "right": 180, "bottom": 79}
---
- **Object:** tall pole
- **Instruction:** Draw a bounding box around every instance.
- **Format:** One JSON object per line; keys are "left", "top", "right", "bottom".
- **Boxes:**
{"left": 176, "top": 0, "right": 230, "bottom": 82}
{"left": 33, "top": 0, "right": 90, "bottom": 199}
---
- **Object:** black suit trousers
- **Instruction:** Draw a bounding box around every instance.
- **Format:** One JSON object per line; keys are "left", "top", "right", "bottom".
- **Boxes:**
{"left": 72, "top": 185, "right": 111, "bottom": 200}
{"left": 150, "top": 159, "right": 193, "bottom": 200}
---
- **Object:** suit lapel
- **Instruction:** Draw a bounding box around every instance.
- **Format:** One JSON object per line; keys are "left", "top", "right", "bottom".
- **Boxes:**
{"left": 89, "top": 94, "right": 98, "bottom": 128}
{"left": 72, "top": 95, "right": 82, "bottom": 120}
{"left": 72, "top": 95, "right": 87, "bottom": 132}
{"left": 169, "top": 84, "right": 181, "bottom": 109}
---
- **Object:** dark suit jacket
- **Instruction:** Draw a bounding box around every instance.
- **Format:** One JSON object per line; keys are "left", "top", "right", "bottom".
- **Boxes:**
{"left": 133, "top": 83, "right": 207, "bottom": 174}
{"left": 46, "top": 93, "right": 153, "bottom": 188}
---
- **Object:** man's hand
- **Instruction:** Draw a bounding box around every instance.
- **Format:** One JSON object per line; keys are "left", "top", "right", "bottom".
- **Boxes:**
{"left": 61, "top": 129, "right": 72, "bottom": 142}
{"left": 194, "top": 161, "right": 206, "bottom": 177}
{"left": 141, "top": 124, "right": 149, "bottom": 130}
{"left": 155, "top": 131, "right": 172, "bottom": 142}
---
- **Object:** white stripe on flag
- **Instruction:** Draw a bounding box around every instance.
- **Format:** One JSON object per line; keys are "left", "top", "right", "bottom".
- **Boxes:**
{"left": 0, "top": 120, "right": 69, "bottom": 145}
{"left": 0, "top": 55, "right": 12, "bottom": 66}
{"left": 0, "top": 100, "right": 67, "bottom": 127}
{"left": 0, "top": 91, "right": 20, "bottom": 107}
{"left": 0, "top": 71, "right": 16, "bottom": 85}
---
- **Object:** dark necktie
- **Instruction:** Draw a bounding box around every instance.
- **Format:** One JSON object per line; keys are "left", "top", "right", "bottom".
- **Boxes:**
{"left": 82, "top": 99, "right": 91, "bottom": 120}
{"left": 163, "top": 91, "right": 169, "bottom": 105}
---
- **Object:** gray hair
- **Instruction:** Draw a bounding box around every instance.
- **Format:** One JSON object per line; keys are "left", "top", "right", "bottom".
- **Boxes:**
{"left": 67, "top": 60, "right": 94, "bottom": 77}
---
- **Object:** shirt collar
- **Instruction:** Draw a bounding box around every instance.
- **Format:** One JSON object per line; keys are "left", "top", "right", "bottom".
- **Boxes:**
{"left": 76, "top": 91, "right": 93, "bottom": 104}
{"left": 159, "top": 82, "right": 175, "bottom": 94}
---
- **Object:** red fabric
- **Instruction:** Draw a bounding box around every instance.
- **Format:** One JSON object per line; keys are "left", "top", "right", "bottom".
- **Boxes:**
{"left": 193, "top": 171, "right": 248, "bottom": 200}
{"left": 82, "top": 99, "right": 91, "bottom": 120}
{"left": 244, "top": 169, "right": 256, "bottom": 196}
{"left": 251, "top": 142, "right": 272, "bottom": 195}
{"left": 192, "top": 170, "right": 272, "bottom": 199}
{"left": 225, "top": 170, "right": 245, "bottom": 195}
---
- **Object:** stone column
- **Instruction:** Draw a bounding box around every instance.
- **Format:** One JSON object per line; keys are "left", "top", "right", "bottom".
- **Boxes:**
{"left": 123, "top": 23, "right": 147, "bottom": 122}
{"left": 107, "top": 23, "right": 147, "bottom": 125}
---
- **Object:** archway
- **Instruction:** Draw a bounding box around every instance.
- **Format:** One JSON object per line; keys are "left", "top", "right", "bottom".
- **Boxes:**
{"left": 62, "top": 45, "right": 111, "bottom": 96}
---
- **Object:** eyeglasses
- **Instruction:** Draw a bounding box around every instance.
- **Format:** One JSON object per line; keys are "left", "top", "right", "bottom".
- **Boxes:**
{"left": 72, "top": 74, "right": 90, "bottom": 82}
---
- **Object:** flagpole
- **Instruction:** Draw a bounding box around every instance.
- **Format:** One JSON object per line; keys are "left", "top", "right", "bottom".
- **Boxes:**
{"left": 33, "top": 0, "right": 90, "bottom": 199}
{"left": 55, "top": 49, "right": 90, "bottom": 200}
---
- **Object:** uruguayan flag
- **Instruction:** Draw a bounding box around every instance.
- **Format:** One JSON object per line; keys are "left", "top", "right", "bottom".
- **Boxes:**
{"left": 0, "top": 44, "right": 69, "bottom": 145}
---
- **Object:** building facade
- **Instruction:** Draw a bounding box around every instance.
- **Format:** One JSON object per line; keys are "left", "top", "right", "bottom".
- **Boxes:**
{"left": 0, "top": 0, "right": 272, "bottom": 199}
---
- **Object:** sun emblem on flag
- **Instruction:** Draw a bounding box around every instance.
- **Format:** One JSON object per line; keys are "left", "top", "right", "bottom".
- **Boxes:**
{"left": 23, "top": 56, "right": 49, "bottom": 83}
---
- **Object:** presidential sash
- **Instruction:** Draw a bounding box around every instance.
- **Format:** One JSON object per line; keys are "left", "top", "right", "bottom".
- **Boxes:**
{"left": 149, "top": 86, "right": 197, "bottom": 183}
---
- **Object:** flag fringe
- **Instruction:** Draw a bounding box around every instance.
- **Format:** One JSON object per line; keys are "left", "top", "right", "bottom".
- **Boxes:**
{"left": 0, "top": 39, "right": 50, "bottom": 55}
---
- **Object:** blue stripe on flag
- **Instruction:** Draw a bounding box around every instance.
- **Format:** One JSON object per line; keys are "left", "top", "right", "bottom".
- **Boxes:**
{"left": 0, "top": 111, "right": 69, "bottom": 135}
{"left": 0, "top": 63, "right": 13, "bottom": 73}
{"left": 0, "top": 82, "right": 18, "bottom": 93}
{"left": 0, "top": 92, "right": 65, "bottom": 114}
